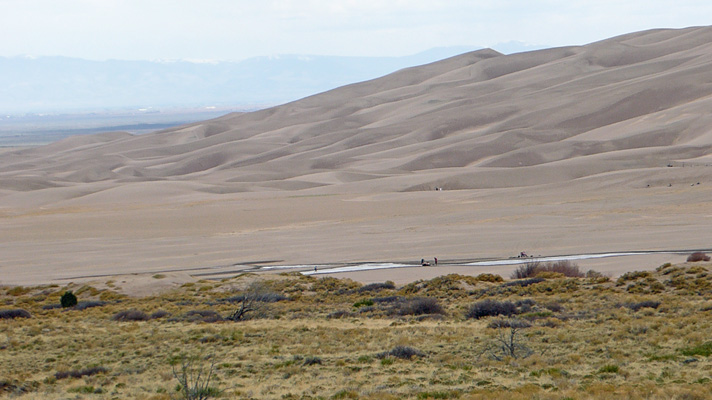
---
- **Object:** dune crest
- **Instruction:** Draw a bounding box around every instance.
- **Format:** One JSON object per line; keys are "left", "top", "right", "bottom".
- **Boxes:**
{"left": 1, "top": 27, "right": 712, "bottom": 198}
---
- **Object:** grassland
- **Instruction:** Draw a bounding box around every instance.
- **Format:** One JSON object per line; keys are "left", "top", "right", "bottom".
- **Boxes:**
{"left": 2, "top": 260, "right": 712, "bottom": 399}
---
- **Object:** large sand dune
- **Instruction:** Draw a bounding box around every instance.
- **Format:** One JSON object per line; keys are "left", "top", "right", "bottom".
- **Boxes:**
{"left": 1, "top": 27, "right": 712, "bottom": 286}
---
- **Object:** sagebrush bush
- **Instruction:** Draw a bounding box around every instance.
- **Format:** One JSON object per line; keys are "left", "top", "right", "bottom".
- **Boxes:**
{"left": 475, "top": 273, "right": 503, "bottom": 283}
{"left": 0, "top": 309, "right": 31, "bottom": 319}
{"left": 687, "top": 252, "right": 711, "bottom": 262}
{"left": 397, "top": 297, "right": 444, "bottom": 316}
{"left": 372, "top": 296, "right": 403, "bottom": 304}
{"left": 377, "top": 345, "right": 425, "bottom": 360}
{"left": 111, "top": 309, "right": 149, "bottom": 321}
{"left": 326, "top": 310, "right": 354, "bottom": 319}
{"left": 150, "top": 310, "right": 170, "bottom": 319}
{"left": 184, "top": 310, "right": 223, "bottom": 323}
{"left": 55, "top": 366, "right": 108, "bottom": 380}
{"left": 224, "top": 291, "right": 287, "bottom": 304}
{"left": 502, "top": 278, "right": 545, "bottom": 288}
{"left": 303, "top": 356, "right": 323, "bottom": 366}
{"left": 511, "top": 263, "right": 540, "bottom": 279}
{"left": 487, "top": 318, "right": 531, "bottom": 329}
{"left": 73, "top": 301, "right": 106, "bottom": 311}
{"left": 623, "top": 300, "right": 661, "bottom": 311}
{"left": 358, "top": 281, "right": 396, "bottom": 293}
{"left": 466, "top": 299, "right": 517, "bottom": 319}
{"left": 512, "top": 261, "right": 585, "bottom": 279}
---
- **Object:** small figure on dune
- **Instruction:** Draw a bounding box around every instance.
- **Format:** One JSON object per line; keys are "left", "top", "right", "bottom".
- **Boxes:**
{"left": 434, "top": 257, "right": 438, "bottom": 266}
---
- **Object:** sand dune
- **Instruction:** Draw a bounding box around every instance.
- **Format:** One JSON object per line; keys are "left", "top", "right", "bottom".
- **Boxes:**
{"left": 1, "top": 27, "right": 712, "bottom": 285}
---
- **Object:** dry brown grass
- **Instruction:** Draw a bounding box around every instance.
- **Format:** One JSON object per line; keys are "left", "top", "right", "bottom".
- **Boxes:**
{"left": 1, "top": 266, "right": 712, "bottom": 399}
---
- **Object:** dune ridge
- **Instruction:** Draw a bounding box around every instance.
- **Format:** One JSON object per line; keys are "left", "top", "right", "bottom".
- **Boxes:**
{"left": 1, "top": 27, "right": 712, "bottom": 198}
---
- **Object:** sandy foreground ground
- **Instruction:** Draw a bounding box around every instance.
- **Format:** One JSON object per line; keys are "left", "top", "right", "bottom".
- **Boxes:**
{"left": 1, "top": 174, "right": 709, "bottom": 294}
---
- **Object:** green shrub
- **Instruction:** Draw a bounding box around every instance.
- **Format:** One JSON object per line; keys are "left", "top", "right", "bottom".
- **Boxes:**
{"left": 681, "top": 342, "right": 712, "bottom": 357}
{"left": 475, "top": 274, "right": 503, "bottom": 283}
{"left": 60, "top": 291, "right": 78, "bottom": 308}
{"left": 353, "top": 299, "right": 374, "bottom": 308}
{"left": 598, "top": 365, "right": 620, "bottom": 374}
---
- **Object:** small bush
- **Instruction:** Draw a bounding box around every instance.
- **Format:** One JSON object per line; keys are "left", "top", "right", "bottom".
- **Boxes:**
{"left": 681, "top": 342, "right": 712, "bottom": 357}
{"left": 515, "top": 299, "right": 536, "bottom": 313}
{"left": 332, "top": 389, "right": 359, "bottom": 399}
{"left": 487, "top": 318, "right": 531, "bottom": 329}
{"left": 617, "top": 271, "right": 652, "bottom": 285}
{"left": 511, "top": 263, "right": 540, "bottom": 279}
{"left": 60, "top": 291, "right": 78, "bottom": 308}
{"left": 501, "top": 278, "right": 545, "bottom": 288}
{"left": 6, "top": 286, "right": 31, "bottom": 296}
{"left": 466, "top": 299, "right": 516, "bottom": 319}
{"left": 377, "top": 345, "right": 425, "bottom": 360}
{"left": 150, "top": 310, "right": 170, "bottom": 319}
{"left": 687, "top": 252, "right": 711, "bottom": 262}
{"left": 0, "top": 309, "right": 31, "bottom": 319}
{"left": 476, "top": 274, "right": 503, "bottom": 283}
{"left": 224, "top": 291, "right": 288, "bottom": 304}
{"left": 398, "top": 297, "right": 444, "bottom": 316}
{"left": 112, "top": 309, "right": 149, "bottom": 321}
{"left": 598, "top": 365, "right": 620, "bottom": 374}
{"left": 511, "top": 261, "right": 584, "bottom": 279}
{"left": 623, "top": 300, "right": 661, "bottom": 311}
{"left": 55, "top": 366, "right": 108, "bottom": 380}
{"left": 327, "top": 310, "right": 354, "bottom": 319}
{"left": 543, "top": 302, "right": 564, "bottom": 312}
{"left": 358, "top": 281, "right": 396, "bottom": 293}
{"left": 353, "top": 299, "right": 374, "bottom": 308}
{"left": 172, "top": 356, "right": 221, "bottom": 400}
{"left": 417, "top": 390, "right": 462, "bottom": 399}
{"left": 372, "top": 296, "right": 403, "bottom": 304}
{"left": 657, "top": 262, "right": 673, "bottom": 271}
{"left": 303, "top": 356, "right": 323, "bottom": 366}
{"left": 185, "top": 310, "right": 223, "bottom": 323}
{"left": 73, "top": 301, "right": 106, "bottom": 311}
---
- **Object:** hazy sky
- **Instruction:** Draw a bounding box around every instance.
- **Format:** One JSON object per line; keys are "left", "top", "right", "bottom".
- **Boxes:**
{"left": 2, "top": 0, "right": 710, "bottom": 61}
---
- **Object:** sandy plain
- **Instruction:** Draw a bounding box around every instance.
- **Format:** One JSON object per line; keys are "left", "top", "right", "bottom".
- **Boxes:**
{"left": 2, "top": 27, "right": 712, "bottom": 292}
{"left": 0, "top": 174, "right": 709, "bottom": 292}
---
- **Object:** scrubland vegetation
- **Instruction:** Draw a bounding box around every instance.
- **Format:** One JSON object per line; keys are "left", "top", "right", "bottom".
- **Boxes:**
{"left": 2, "top": 258, "right": 712, "bottom": 399}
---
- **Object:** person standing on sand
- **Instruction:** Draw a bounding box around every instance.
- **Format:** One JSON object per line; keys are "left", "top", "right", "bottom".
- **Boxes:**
{"left": 434, "top": 257, "right": 438, "bottom": 266}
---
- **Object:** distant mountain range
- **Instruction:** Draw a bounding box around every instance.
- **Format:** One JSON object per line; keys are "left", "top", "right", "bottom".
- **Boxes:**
{"left": 0, "top": 43, "right": 545, "bottom": 114}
